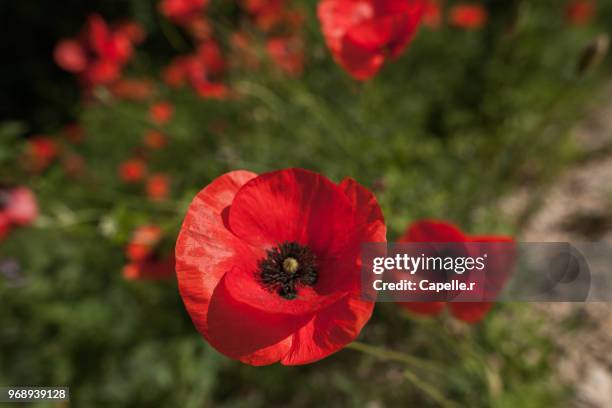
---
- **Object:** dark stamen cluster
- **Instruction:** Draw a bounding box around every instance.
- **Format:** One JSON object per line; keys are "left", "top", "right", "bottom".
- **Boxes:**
{"left": 257, "top": 241, "right": 318, "bottom": 300}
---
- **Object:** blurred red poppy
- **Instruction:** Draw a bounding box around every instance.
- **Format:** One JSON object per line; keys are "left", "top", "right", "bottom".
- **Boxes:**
{"left": 159, "top": 0, "right": 207, "bottom": 25}
{"left": 162, "top": 43, "right": 228, "bottom": 98}
{"left": 119, "top": 158, "right": 147, "bottom": 183}
{"left": 266, "top": 36, "right": 304, "bottom": 76}
{"left": 565, "top": 0, "right": 596, "bottom": 26}
{"left": 124, "top": 225, "right": 174, "bottom": 280}
{"left": 318, "top": 0, "right": 426, "bottom": 80}
{"left": 146, "top": 173, "right": 170, "bottom": 201}
{"left": 397, "top": 220, "right": 513, "bottom": 324}
{"left": 423, "top": 0, "right": 442, "bottom": 29}
{"left": 0, "top": 186, "right": 38, "bottom": 240}
{"left": 54, "top": 14, "right": 142, "bottom": 88}
{"left": 149, "top": 101, "right": 175, "bottom": 125}
{"left": 176, "top": 168, "right": 386, "bottom": 365}
{"left": 449, "top": 3, "right": 487, "bottom": 30}
{"left": 54, "top": 39, "right": 87, "bottom": 73}
{"left": 26, "top": 137, "right": 59, "bottom": 171}
{"left": 126, "top": 225, "right": 162, "bottom": 262}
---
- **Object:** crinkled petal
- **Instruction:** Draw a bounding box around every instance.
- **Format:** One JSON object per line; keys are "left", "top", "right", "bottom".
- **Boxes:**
{"left": 175, "top": 170, "right": 257, "bottom": 338}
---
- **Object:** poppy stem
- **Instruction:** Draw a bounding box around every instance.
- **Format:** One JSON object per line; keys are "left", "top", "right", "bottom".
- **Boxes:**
{"left": 347, "top": 341, "right": 459, "bottom": 408}
{"left": 346, "top": 341, "right": 441, "bottom": 372}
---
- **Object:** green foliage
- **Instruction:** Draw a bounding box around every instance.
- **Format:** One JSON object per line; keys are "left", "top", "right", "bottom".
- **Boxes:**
{"left": 1, "top": 0, "right": 610, "bottom": 406}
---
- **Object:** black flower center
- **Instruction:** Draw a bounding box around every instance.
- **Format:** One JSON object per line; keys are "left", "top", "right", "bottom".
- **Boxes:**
{"left": 257, "top": 241, "right": 318, "bottom": 300}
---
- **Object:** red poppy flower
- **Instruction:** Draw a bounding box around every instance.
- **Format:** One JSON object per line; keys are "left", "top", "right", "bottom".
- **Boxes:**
{"left": 565, "top": 0, "right": 596, "bottom": 26}
{"left": 149, "top": 102, "right": 175, "bottom": 125}
{"left": 119, "top": 158, "right": 147, "bottom": 183}
{"left": 159, "top": 0, "right": 207, "bottom": 25}
{"left": 423, "top": 0, "right": 442, "bottom": 29}
{"left": 26, "top": 137, "right": 59, "bottom": 171}
{"left": 54, "top": 39, "right": 87, "bottom": 73}
{"left": 162, "top": 45, "right": 227, "bottom": 98}
{"left": 449, "top": 3, "right": 487, "bottom": 30}
{"left": 146, "top": 173, "right": 170, "bottom": 201}
{"left": 126, "top": 225, "right": 163, "bottom": 262}
{"left": 1, "top": 187, "right": 38, "bottom": 227}
{"left": 54, "top": 14, "right": 140, "bottom": 88}
{"left": 397, "top": 220, "right": 513, "bottom": 324}
{"left": 318, "top": 0, "right": 425, "bottom": 80}
{"left": 88, "top": 14, "right": 133, "bottom": 65}
{"left": 266, "top": 36, "right": 304, "bottom": 76}
{"left": 176, "top": 168, "right": 386, "bottom": 365}
{"left": 0, "top": 186, "right": 38, "bottom": 240}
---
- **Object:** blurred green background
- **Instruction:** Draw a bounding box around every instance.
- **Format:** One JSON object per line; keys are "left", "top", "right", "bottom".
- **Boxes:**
{"left": 1, "top": 0, "right": 611, "bottom": 406}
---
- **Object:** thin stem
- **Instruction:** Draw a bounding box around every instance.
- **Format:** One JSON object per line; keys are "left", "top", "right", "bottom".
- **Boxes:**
{"left": 403, "top": 369, "right": 460, "bottom": 408}
{"left": 346, "top": 341, "right": 443, "bottom": 374}
{"left": 347, "top": 341, "right": 459, "bottom": 408}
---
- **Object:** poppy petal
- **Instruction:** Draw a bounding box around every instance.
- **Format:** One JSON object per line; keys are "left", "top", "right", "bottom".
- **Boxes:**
{"left": 206, "top": 275, "right": 310, "bottom": 365}
{"left": 176, "top": 170, "right": 257, "bottom": 338}
{"left": 280, "top": 295, "right": 374, "bottom": 365}
{"left": 401, "top": 219, "right": 467, "bottom": 242}
{"left": 228, "top": 168, "right": 355, "bottom": 260}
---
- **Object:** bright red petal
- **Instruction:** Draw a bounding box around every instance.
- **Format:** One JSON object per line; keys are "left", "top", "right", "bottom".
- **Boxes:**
{"left": 206, "top": 275, "right": 309, "bottom": 365}
{"left": 281, "top": 295, "right": 374, "bottom": 365}
{"left": 228, "top": 168, "right": 355, "bottom": 258}
{"left": 175, "top": 170, "right": 257, "bottom": 339}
